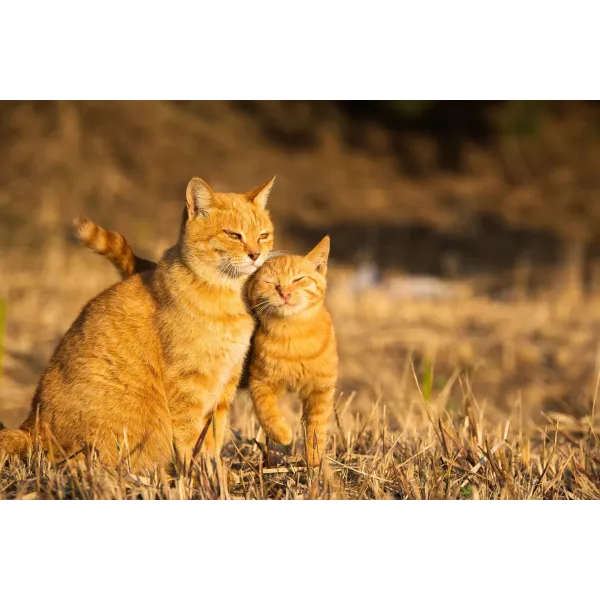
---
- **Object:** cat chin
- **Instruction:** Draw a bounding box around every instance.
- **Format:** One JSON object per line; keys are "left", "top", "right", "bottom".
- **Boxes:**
{"left": 220, "top": 261, "right": 257, "bottom": 278}
{"left": 254, "top": 256, "right": 267, "bottom": 267}
{"left": 237, "top": 264, "right": 258, "bottom": 276}
{"left": 276, "top": 303, "right": 304, "bottom": 317}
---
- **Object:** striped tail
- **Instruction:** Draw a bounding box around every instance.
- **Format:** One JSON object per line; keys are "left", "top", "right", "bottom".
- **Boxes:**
{"left": 73, "top": 217, "right": 157, "bottom": 279}
{"left": 0, "top": 428, "right": 32, "bottom": 459}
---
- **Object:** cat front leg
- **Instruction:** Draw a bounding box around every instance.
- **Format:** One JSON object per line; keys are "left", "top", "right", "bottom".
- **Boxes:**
{"left": 301, "top": 387, "right": 334, "bottom": 468}
{"left": 249, "top": 378, "right": 292, "bottom": 445}
{"left": 203, "top": 362, "right": 244, "bottom": 456}
{"left": 168, "top": 370, "right": 215, "bottom": 469}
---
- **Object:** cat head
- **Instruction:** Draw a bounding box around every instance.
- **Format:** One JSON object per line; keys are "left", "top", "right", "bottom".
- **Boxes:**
{"left": 180, "top": 176, "right": 275, "bottom": 283}
{"left": 248, "top": 236, "right": 330, "bottom": 319}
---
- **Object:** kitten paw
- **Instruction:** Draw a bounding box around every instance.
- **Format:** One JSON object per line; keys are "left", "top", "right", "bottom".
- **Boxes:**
{"left": 265, "top": 419, "right": 293, "bottom": 446}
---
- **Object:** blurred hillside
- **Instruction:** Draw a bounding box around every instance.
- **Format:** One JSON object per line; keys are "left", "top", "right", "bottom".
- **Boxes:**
{"left": 3, "top": 100, "right": 600, "bottom": 293}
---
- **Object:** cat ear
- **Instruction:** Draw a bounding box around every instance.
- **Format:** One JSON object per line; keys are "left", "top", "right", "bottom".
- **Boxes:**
{"left": 186, "top": 177, "right": 215, "bottom": 220}
{"left": 305, "top": 235, "right": 330, "bottom": 274}
{"left": 247, "top": 176, "right": 276, "bottom": 210}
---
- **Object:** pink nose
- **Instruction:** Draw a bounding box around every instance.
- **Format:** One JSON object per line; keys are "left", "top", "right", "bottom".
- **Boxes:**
{"left": 248, "top": 252, "right": 260, "bottom": 261}
{"left": 277, "top": 286, "right": 291, "bottom": 301}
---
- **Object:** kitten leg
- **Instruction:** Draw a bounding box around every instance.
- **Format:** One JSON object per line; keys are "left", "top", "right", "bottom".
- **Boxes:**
{"left": 250, "top": 379, "right": 292, "bottom": 445}
{"left": 302, "top": 388, "right": 334, "bottom": 468}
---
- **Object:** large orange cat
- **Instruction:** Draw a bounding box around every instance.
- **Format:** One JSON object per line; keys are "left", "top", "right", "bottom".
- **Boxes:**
{"left": 0, "top": 176, "right": 275, "bottom": 472}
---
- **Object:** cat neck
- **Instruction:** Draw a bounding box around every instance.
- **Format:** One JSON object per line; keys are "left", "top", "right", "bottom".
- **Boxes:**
{"left": 157, "top": 245, "right": 248, "bottom": 306}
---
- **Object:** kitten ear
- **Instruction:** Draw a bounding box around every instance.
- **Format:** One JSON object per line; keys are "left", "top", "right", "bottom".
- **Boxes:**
{"left": 247, "top": 176, "right": 276, "bottom": 210}
{"left": 305, "top": 235, "right": 330, "bottom": 274}
{"left": 186, "top": 177, "right": 215, "bottom": 220}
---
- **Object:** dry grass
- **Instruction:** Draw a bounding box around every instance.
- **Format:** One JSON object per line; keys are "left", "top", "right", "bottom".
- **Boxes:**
{"left": 2, "top": 390, "right": 598, "bottom": 499}
{"left": 1, "top": 237, "right": 600, "bottom": 499}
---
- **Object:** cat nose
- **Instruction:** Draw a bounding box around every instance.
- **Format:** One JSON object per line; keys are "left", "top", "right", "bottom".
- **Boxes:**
{"left": 276, "top": 286, "right": 291, "bottom": 301}
{"left": 248, "top": 251, "right": 260, "bottom": 261}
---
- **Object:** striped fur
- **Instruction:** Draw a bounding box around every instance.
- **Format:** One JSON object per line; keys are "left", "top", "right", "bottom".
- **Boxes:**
{"left": 74, "top": 207, "right": 190, "bottom": 279}
{"left": 74, "top": 216, "right": 157, "bottom": 278}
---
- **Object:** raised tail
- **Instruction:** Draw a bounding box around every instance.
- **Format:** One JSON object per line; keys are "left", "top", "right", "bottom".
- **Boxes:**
{"left": 74, "top": 217, "right": 157, "bottom": 279}
{"left": 0, "top": 428, "right": 32, "bottom": 459}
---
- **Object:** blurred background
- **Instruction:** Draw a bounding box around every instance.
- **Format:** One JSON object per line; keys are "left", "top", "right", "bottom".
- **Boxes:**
{"left": 2, "top": 100, "right": 600, "bottom": 438}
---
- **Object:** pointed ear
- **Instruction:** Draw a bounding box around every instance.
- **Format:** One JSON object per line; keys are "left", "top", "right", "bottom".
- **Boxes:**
{"left": 186, "top": 177, "right": 215, "bottom": 220}
{"left": 305, "top": 235, "right": 330, "bottom": 274}
{"left": 247, "top": 176, "right": 276, "bottom": 210}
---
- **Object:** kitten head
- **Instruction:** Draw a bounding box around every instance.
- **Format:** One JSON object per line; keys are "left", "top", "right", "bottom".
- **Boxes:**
{"left": 248, "top": 236, "right": 330, "bottom": 319}
{"left": 180, "top": 176, "right": 275, "bottom": 283}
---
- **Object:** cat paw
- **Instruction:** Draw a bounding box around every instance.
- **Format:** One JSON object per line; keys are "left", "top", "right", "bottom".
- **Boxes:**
{"left": 265, "top": 419, "right": 293, "bottom": 446}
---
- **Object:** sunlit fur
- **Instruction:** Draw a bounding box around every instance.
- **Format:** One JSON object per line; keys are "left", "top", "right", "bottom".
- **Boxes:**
{"left": 74, "top": 216, "right": 156, "bottom": 277}
{"left": 0, "top": 177, "right": 276, "bottom": 473}
{"left": 246, "top": 236, "right": 338, "bottom": 467}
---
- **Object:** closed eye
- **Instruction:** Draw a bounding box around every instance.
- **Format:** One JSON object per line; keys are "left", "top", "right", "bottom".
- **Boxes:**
{"left": 292, "top": 276, "right": 306, "bottom": 283}
{"left": 223, "top": 230, "right": 243, "bottom": 240}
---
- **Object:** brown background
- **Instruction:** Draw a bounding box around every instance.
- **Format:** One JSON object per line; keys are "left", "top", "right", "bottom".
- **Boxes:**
{"left": 2, "top": 100, "right": 600, "bottom": 435}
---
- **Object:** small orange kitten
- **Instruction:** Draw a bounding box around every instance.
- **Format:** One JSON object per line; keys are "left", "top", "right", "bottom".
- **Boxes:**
{"left": 246, "top": 236, "right": 338, "bottom": 467}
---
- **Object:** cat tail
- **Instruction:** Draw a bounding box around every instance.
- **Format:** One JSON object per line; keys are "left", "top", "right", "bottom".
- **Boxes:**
{"left": 73, "top": 217, "right": 157, "bottom": 279}
{"left": 0, "top": 428, "right": 32, "bottom": 458}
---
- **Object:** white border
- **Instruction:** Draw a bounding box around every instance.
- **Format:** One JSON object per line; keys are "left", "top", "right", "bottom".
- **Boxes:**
{"left": 0, "top": 501, "right": 598, "bottom": 598}
{"left": 2, "top": 1, "right": 600, "bottom": 99}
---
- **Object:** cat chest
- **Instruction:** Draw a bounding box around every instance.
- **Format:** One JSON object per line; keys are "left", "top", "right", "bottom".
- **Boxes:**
{"left": 201, "top": 321, "right": 253, "bottom": 404}
{"left": 184, "top": 314, "right": 253, "bottom": 364}
{"left": 256, "top": 332, "right": 334, "bottom": 388}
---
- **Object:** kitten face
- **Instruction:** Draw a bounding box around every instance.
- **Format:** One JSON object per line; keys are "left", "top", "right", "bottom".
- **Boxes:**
{"left": 181, "top": 177, "right": 275, "bottom": 281}
{"left": 249, "top": 236, "right": 330, "bottom": 318}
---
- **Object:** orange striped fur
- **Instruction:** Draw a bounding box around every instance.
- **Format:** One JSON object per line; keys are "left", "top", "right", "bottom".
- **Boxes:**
{"left": 74, "top": 206, "right": 190, "bottom": 279}
{"left": 0, "top": 176, "right": 276, "bottom": 472}
{"left": 246, "top": 236, "right": 338, "bottom": 467}
{"left": 74, "top": 216, "right": 157, "bottom": 278}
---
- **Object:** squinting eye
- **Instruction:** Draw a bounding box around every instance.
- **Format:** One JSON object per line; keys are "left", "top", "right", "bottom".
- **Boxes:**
{"left": 224, "top": 230, "right": 243, "bottom": 240}
{"left": 292, "top": 276, "right": 306, "bottom": 283}
{"left": 258, "top": 232, "right": 271, "bottom": 241}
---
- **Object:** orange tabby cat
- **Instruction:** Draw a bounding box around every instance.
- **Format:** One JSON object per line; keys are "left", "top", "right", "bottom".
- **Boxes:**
{"left": 246, "top": 236, "right": 338, "bottom": 467}
{"left": 0, "top": 176, "right": 275, "bottom": 472}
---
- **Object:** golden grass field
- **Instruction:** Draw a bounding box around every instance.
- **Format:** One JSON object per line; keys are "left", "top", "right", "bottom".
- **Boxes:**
{"left": 1, "top": 101, "right": 600, "bottom": 499}
{"left": 1, "top": 228, "right": 599, "bottom": 499}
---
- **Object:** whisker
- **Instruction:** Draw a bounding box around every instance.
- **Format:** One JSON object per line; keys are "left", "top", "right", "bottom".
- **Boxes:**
{"left": 266, "top": 250, "right": 289, "bottom": 259}
{"left": 255, "top": 302, "right": 275, "bottom": 318}
{"left": 251, "top": 299, "right": 271, "bottom": 309}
